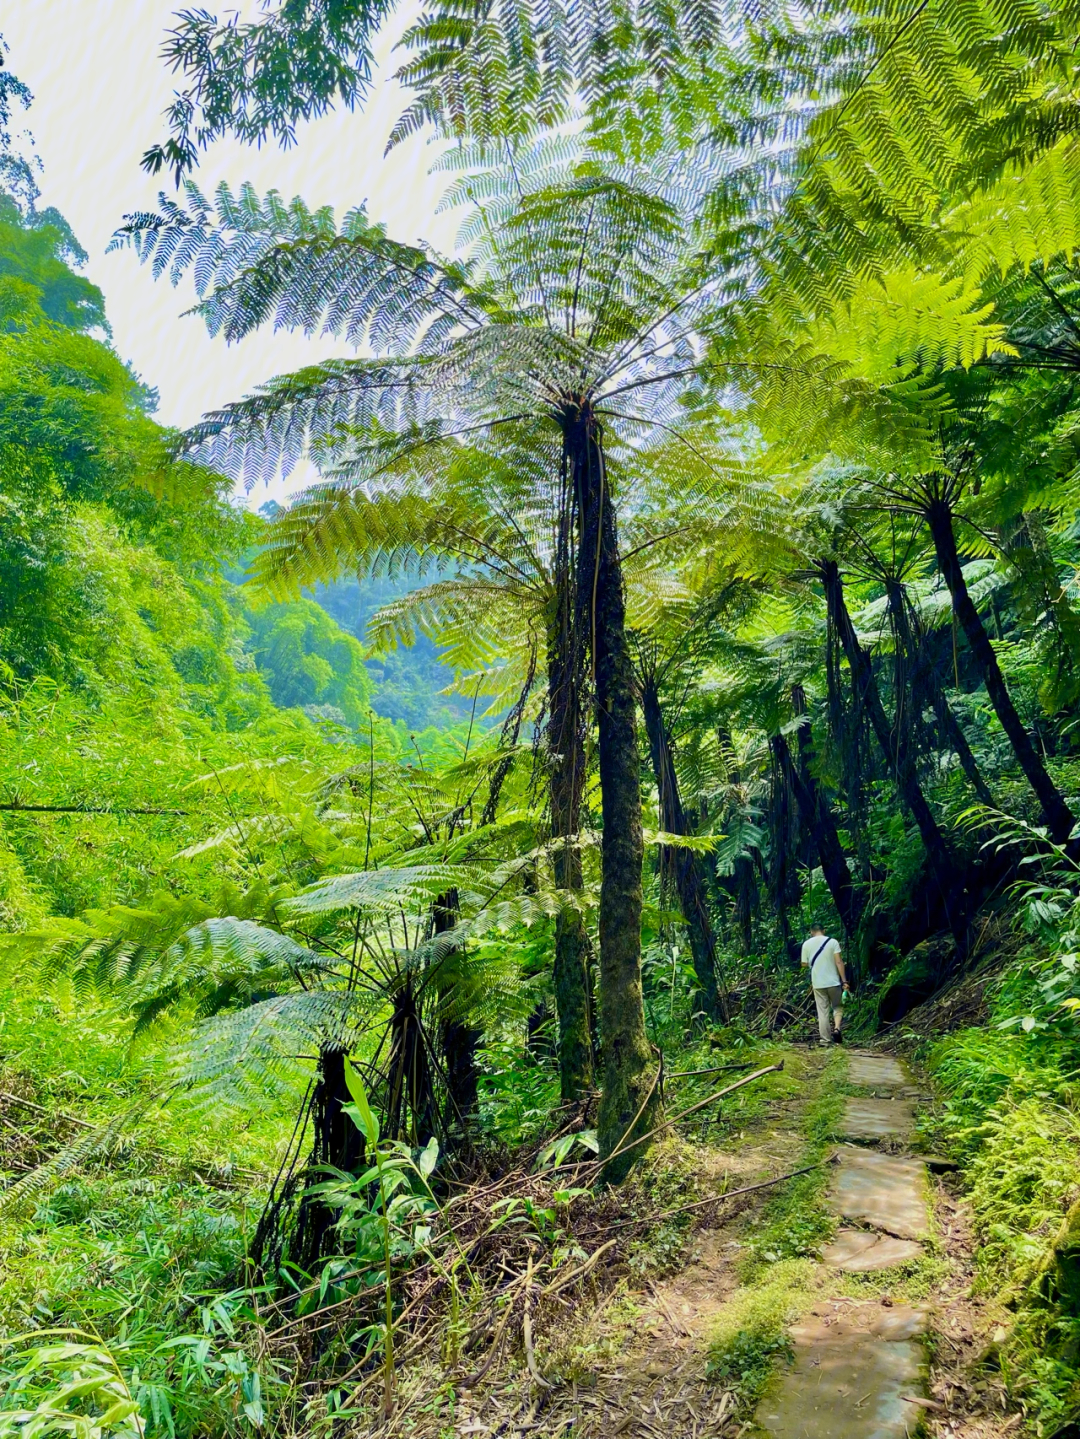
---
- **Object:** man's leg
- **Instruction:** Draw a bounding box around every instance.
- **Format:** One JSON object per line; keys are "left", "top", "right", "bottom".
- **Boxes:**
{"left": 813, "top": 987, "right": 832, "bottom": 1046}
{"left": 827, "top": 986, "right": 843, "bottom": 1041}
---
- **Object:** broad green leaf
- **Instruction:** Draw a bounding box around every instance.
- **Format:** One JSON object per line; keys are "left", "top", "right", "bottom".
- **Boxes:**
{"left": 343, "top": 1057, "right": 380, "bottom": 1145}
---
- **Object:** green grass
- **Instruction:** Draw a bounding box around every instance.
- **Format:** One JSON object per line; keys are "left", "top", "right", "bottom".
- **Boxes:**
{"left": 703, "top": 1047, "right": 845, "bottom": 1416}
{"left": 706, "top": 1260, "right": 815, "bottom": 1413}
{"left": 739, "top": 1049, "right": 845, "bottom": 1275}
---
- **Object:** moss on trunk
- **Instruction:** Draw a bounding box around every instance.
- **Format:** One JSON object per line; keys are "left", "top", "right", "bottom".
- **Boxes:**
{"left": 547, "top": 508, "right": 595, "bottom": 1102}
{"left": 570, "top": 407, "right": 658, "bottom": 1180}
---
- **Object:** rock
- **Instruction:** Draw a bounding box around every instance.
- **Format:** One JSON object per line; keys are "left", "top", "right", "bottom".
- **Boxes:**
{"left": 841, "top": 1098, "right": 915, "bottom": 1142}
{"left": 831, "top": 1146, "right": 930, "bottom": 1240}
{"left": 756, "top": 1302, "right": 928, "bottom": 1439}
{"left": 822, "top": 1229, "right": 923, "bottom": 1272}
{"left": 919, "top": 1153, "right": 959, "bottom": 1173}
{"left": 847, "top": 1054, "right": 908, "bottom": 1090}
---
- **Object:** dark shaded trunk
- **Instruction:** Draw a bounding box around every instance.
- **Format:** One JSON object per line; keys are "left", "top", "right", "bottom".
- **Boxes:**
{"left": 548, "top": 506, "right": 594, "bottom": 1103}
{"left": 884, "top": 578, "right": 994, "bottom": 807}
{"left": 789, "top": 686, "right": 865, "bottom": 941}
{"left": 526, "top": 999, "right": 555, "bottom": 1057}
{"left": 770, "top": 719, "right": 868, "bottom": 943}
{"left": 821, "top": 560, "right": 956, "bottom": 879}
{"left": 434, "top": 889, "right": 480, "bottom": 1139}
{"left": 385, "top": 979, "right": 434, "bottom": 1144}
{"left": 571, "top": 407, "right": 657, "bottom": 1179}
{"left": 926, "top": 498, "right": 1076, "bottom": 844}
{"left": 481, "top": 646, "right": 535, "bottom": 827}
{"left": 826, "top": 607, "right": 870, "bottom": 876}
{"left": 640, "top": 676, "right": 725, "bottom": 1020}
{"left": 733, "top": 857, "right": 757, "bottom": 953}
{"left": 716, "top": 726, "right": 760, "bottom": 955}
{"left": 293, "top": 1047, "right": 367, "bottom": 1270}
{"left": 767, "top": 732, "right": 802, "bottom": 961}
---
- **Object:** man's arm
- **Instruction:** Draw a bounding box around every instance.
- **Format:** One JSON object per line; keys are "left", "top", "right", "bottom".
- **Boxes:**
{"left": 835, "top": 948, "right": 849, "bottom": 987}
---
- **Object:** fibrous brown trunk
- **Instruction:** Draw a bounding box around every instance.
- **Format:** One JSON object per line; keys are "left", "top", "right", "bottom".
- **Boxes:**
{"left": 571, "top": 407, "right": 657, "bottom": 1180}
{"left": 548, "top": 506, "right": 595, "bottom": 1103}
{"left": 926, "top": 499, "right": 1076, "bottom": 845}
{"left": 640, "top": 676, "right": 726, "bottom": 1020}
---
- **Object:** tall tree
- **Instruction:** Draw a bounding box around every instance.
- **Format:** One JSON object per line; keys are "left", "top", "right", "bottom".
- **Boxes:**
{"left": 116, "top": 130, "right": 758, "bottom": 1166}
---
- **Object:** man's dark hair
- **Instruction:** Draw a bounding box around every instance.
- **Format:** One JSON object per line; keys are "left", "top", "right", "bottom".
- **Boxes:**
{"left": 810, "top": 922, "right": 824, "bottom": 933}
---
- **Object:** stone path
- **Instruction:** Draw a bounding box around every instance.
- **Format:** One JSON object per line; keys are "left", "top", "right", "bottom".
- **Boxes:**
{"left": 754, "top": 1051, "right": 930, "bottom": 1439}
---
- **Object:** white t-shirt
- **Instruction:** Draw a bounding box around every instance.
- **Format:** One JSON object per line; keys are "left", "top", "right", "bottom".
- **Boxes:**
{"left": 802, "top": 935, "right": 842, "bottom": 989}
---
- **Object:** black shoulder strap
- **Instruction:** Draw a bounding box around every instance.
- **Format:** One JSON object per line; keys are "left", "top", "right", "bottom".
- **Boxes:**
{"left": 809, "top": 937, "right": 831, "bottom": 966}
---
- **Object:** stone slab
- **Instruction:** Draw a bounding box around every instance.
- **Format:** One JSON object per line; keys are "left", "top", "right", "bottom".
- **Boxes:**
{"left": 920, "top": 1153, "right": 960, "bottom": 1173}
{"left": 841, "top": 1098, "right": 915, "bottom": 1142}
{"left": 847, "top": 1054, "right": 908, "bottom": 1091}
{"left": 831, "top": 1146, "right": 929, "bottom": 1240}
{"left": 756, "top": 1302, "right": 927, "bottom": 1439}
{"left": 821, "top": 1229, "right": 923, "bottom": 1272}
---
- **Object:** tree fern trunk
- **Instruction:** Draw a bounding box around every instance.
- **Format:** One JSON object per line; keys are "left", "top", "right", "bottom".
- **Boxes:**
{"left": 434, "top": 889, "right": 480, "bottom": 1141}
{"left": 640, "top": 675, "right": 725, "bottom": 1020}
{"left": 548, "top": 506, "right": 595, "bottom": 1103}
{"left": 825, "top": 615, "right": 873, "bottom": 882}
{"left": 783, "top": 695, "right": 865, "bottom": 940}
{"left": 294, "top": 1047, "right": 366, "bottom": 1270}
{"left": 926, "top": 499, "right": 1076, "bottom": 844}
{"left": 821, "top": 561, "right": 955, "bottom": 878}
{"left": 570, "top": 407, "right": 657, "bottom": 1181}
{"left": 884, "top": 578, "right": 994, "bottom": 807}
{"left": 767, "top": 732, "right": 802, "bottom": 962}
{"left": 386, "top": 981, "right": 434, "bottom": 1144}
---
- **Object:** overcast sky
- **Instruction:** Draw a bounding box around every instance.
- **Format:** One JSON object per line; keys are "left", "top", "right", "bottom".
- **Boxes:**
{"left": 4, "top": 1, "right": 453, "bottom": 503}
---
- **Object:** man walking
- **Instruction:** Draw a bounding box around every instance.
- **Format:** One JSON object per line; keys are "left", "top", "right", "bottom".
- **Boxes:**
{"left": 801, "top": 923, "right": 849, "bottom": 1046}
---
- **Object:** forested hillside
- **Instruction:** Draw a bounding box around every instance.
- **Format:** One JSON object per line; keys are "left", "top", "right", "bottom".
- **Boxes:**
{"left": 4, "top": 4, "right": 1080, "bottom": 1438}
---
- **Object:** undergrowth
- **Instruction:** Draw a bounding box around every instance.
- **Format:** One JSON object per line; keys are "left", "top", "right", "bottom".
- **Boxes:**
{"left": 926, "top": 1022, "right": 1080, "bottom": 1435}
{"left": 705, "top": 1260, "right": 813, "bottom": 1414}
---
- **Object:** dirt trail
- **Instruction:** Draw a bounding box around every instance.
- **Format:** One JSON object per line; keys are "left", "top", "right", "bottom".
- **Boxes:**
{"left": 450, "top": 1044, "right": 1014, "bottom": 1439}
{"left": 449, "top": 1047, "right": 831, "bottom": 1439}
{"left": 750, "top": 1049, "right": 1016, "bottom": 1439}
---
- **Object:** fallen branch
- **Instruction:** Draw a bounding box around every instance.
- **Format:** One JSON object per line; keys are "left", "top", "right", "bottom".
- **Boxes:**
{"left": 540, "top": 1239, "right": 618, "bottom": 1296}
{"left": 521, "top": 1257, "right": 550, "bottom": 1388}
{"left": 666, "top": 1064, "right": 757, "bottom": 1080}
{"left": 592, "top": 1155, "right": 838, "bottom": 1232}
{"left": 586, "top": 1062, "right": 785, "bottom": 1174}
{"left": 459, "top": 1280, "right": 524, "bottom": 1389}
{"left": 0, "top": 1091, "right": 93, "bottom": 1130}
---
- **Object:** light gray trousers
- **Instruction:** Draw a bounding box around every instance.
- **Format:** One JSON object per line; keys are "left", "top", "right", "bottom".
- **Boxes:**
{"left": 813, "top": 985, "right": 843, "bottom": 1045}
